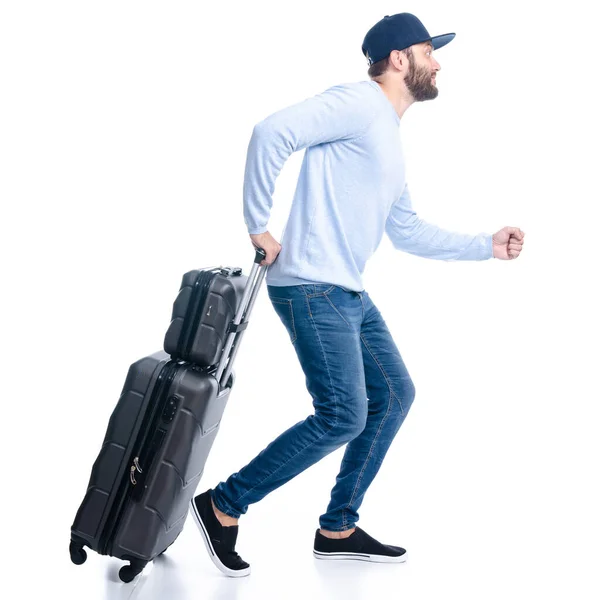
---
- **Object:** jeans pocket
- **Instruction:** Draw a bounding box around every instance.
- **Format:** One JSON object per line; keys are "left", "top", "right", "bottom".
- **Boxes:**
{"left": 269, "top": 297, "right": 297, "bottom": 344}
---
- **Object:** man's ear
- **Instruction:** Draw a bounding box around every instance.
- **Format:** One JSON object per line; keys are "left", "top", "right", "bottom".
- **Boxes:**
{"left": 389, "top": 50, "right": 407, "bottom": 72}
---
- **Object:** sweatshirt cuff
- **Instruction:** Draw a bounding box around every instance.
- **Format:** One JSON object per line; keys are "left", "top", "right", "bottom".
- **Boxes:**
{"left": 247, "top": 227, "right": 268, "bottom": 235}
{"left": 462, "top": 233, "right": 493, "bottom": 261}
{"left": 487, "top": 234, "right": 494, "bottom": 259}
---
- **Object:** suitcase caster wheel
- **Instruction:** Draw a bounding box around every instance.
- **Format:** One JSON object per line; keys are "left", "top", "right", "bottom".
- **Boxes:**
{"left": 69, "top": 541, "right": 87, "bottom": 565}
{"left": 119, "top": 566, "right": 137, "bottom": 583}
{"left": 119, "top": 558, "right": 147, "bottom": 583}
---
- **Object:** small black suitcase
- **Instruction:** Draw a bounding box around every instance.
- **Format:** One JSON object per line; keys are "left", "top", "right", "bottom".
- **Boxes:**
{"left": 69, "top": 248, "right": 267, "bottom": 582}
{"left": 164, "top": 266, "right": 249, "bottom": 366}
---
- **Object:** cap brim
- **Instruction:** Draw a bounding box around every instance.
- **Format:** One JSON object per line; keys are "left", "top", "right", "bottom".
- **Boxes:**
{"left": 431, "top": 33, "right": 456, "bottom": 50}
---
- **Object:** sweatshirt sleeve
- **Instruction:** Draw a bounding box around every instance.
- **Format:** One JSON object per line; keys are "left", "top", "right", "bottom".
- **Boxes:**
{"left": 243, "top": 84, "right": 377, "bottom": 235}
{"left": 385, "top": 183, "right": 494, "bottom": 261}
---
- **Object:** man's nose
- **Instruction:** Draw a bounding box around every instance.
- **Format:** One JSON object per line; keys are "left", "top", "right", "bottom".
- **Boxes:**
{"left": 433, "top": 58, "right": 441, "bottom": 71}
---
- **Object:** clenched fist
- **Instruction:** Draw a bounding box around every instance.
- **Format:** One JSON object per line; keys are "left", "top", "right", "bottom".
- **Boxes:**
{"left": 249, "top": 231, "right": 282, "bottom": 266}
{"left": 492, "top": 226, "right": 525, "bottom": 260}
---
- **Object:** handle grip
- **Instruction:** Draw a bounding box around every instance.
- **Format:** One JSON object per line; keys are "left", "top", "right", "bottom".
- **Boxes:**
{"left": 253, "top": 246, "right": 266, "bottom": 264}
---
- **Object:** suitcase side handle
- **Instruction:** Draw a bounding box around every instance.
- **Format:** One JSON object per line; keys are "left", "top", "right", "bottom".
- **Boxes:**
{"left": 215, "top": 247, "right": 268, "bottom": 388}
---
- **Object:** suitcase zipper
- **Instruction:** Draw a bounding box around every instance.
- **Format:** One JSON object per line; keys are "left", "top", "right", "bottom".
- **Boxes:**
{"left": 99, "top": 359, "right": 180, "bottom": 555}
{"left": 129, "top": 428, "right": 167, "bottom": 501}
{"left": 179, "top": 269, "right": 218, "bottom": 361}
{"left": 129, "top": 457, "right": 142, "bottom": 485}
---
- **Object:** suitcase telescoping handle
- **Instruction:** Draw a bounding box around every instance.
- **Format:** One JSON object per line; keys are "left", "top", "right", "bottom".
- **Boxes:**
{"left": 214, "top": 247, "right": 268, "bottom": 389}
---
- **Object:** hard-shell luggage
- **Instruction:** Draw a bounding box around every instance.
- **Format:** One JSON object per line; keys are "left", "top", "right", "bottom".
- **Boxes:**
{"left": 69, "top": 248, "right": 267, "bottom": 583}
{"left": 164, "top": 266, "right": 248, "bottom": 366}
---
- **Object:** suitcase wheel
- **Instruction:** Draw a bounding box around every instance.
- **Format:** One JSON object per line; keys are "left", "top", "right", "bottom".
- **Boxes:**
{"left": 118, "top": 566, "right": 137, "bottom": 583}
{"left": 69, "top": 540, "right": 87, "bottom": 565}
{"left": 119, "top": 558, "right": 148, "bottom": 583}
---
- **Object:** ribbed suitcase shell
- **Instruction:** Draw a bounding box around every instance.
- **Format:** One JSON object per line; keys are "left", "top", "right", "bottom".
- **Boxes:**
{"left": 163, "top": 268, "right": 247, "bottom": 366}
{"left": 70, "top": 350, "right": 232, "bottom": 567}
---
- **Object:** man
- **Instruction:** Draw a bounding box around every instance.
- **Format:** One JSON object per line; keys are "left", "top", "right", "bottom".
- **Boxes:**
{"left": 190, "top": 13, "right": 525, "bottom": 577}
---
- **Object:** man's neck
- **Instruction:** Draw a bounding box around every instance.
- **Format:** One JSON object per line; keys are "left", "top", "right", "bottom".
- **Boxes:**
{"left": 373, "top": 79, "right": 413, "bottom": 121}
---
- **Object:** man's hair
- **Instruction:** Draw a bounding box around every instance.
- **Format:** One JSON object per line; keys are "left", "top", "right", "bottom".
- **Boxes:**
{"left": 368, "top": 45, "right": 413, "bottom": 79}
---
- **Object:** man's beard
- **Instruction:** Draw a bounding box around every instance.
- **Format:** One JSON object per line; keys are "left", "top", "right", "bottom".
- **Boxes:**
{"left": 405, "top": 53, "right": 438, "bottom": 102}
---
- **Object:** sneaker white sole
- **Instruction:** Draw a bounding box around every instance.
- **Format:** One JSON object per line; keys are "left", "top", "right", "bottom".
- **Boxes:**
{"left": 313, "top": 549, "right": 407, "bottom": 563}
{"left": 188, "top": 499, "right": 251, "bottom": 578}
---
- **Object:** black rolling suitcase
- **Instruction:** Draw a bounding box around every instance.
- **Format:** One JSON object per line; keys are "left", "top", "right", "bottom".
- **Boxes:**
{"left": 69, "top": 248, "right": 267, "bottom": 582}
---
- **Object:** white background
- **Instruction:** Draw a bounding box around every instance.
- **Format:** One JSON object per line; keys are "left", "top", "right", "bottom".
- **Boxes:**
{"left": 1, "top": 1, "right": 599, "bottom": 598}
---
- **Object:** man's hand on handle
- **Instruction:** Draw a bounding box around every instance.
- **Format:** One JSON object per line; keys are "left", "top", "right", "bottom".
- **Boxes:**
{"left": 249, "top": 231, "right": 282, "bottom": 266}
{"left": 492, "top": 226, "right": 525, "bottom": 260}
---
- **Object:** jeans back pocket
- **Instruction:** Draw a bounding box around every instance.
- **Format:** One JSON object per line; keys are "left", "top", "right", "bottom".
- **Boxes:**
{"left": 269, "top": 297, "right": 297, "bottom": 344}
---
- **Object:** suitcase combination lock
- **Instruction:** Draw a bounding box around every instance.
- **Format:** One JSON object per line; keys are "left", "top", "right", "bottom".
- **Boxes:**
{"left": 162, "top": 395, "right": 179, "bottom": 424}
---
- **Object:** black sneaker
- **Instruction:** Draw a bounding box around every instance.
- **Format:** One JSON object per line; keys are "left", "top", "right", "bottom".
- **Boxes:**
{"left": 189, "top": 489, "right": 251, "bottom": 577}
{"left": 313, "top": 526, "right": 407, "bottom": 563}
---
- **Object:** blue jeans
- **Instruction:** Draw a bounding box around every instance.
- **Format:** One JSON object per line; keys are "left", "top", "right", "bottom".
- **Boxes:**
{"left": 212, "top": 284, "right": 415, "bottom": 531}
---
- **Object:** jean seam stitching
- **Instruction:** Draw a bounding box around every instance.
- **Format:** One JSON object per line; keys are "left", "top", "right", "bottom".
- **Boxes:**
{"left": 230, "top": 291, "right": 339, "bottom": 509}
{"left": 307, "top": 293, "right": 339, "bottom": 431}
{"left": 303, "top": 286, "right": 313, "bottom": 318}
{"left": 344, "top": 386, "right": 394, "bottom": 522}
{"left": 359, "top": 292, "right": 365, "bottom": 321}
{"left": 360, "top": 333, "right": 405, "bottom": 415}
{"left": 306, "top": 284, "right": 336, "bottom": 298}
{"left": 324, "top": 295, "right": 352, "bottom": 329}
{"left": 289, "top": 300, "right": 296, "bottom": 343}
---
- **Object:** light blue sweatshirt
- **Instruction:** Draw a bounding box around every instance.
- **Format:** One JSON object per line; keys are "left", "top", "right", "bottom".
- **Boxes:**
{"left": 243, "top": 80, "right": 493, "bottom": 292}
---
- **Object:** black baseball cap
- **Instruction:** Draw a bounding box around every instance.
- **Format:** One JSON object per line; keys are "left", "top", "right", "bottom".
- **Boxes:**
{"left": 362, "top": 13, "right": 456, "bottom": 66}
